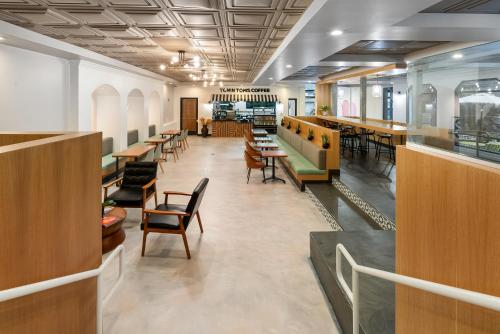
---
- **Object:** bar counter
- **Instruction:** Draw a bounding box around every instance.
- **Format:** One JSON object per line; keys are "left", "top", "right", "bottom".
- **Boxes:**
{"left": 211, "top": 120, "right": 252, "bottom": 137}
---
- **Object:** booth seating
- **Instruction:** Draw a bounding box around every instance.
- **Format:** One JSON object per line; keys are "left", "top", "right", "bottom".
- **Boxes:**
{"left": 271, "top": 116, "right": 340, "bottom": 191}
{"left": 127, "top": 129, "right": 140, "bottom": 147}
{"left": 102, "top": 137, "right": 124, "bottom": 180}
{"left": 148, "top": 125, "right": 157, "bottom": 138}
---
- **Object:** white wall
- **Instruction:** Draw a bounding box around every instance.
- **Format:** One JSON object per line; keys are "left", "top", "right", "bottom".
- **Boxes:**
{"left": 0, "top": 44, "right": 70, "bottom": 131}
{"left": 393, "top": 77, "right": 408, "bottom": 123}
{"left": 91, "top": 85, "right": 120, "bottom": 150}
{"left": 366, "top": 88, "right": 383, "bottom": 119}
{"left": 127, "top": 89, "right": 146, "bottom": 141}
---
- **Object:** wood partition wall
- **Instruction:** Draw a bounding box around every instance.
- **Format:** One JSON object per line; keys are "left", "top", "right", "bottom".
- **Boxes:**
{"left": 0, "top": 132, "right": 102, "bottom": 334}
{"left": 283, "top": 116, "right": 340, "bottom": 172}
{"left": 396, "top": 146, "right": 500, "bottom": 333}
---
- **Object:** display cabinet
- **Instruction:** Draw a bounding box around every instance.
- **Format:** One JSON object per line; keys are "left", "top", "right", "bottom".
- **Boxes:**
{"left": 253, "top": 106, "right": 277, "bottom": 134}
{"left": 407, "top": 41, "right": 500, "bottom": 165}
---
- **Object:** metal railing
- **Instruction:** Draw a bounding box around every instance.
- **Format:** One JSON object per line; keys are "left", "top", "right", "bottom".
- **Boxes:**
{"left": 335, "top": 243, "right": 500, "bottom": 334}
{"left": 0, "top": 245, "right": 124, "bottom": 334}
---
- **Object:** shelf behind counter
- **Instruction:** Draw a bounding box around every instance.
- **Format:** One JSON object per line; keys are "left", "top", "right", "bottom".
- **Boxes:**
{"left": 211, "top": 120, "right": 277, "bottom": 137}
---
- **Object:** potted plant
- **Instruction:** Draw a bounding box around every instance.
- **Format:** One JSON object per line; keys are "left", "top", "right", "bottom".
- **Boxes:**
{"left": 319, "top": 105, "right": 330, "bottom": 116}
{"left": 281, "top": 119, "right": 285, "bottom": 127}
{"left": 198, "top": 117, "right": 212, "bottom": 138}
{"left": 287, "top": 121, "right": 291, "bottom": 129}
{"left": 307, "top": 129, "right": 314, "bottom": 141}
{"left": 321, "top": 133, "right": 330, "bottom": 149}
{"left": 296, "top": 123, "right": 301, "bottom": 134}
{"left": 101, "top": 199, "right": 116, "bottom": 217}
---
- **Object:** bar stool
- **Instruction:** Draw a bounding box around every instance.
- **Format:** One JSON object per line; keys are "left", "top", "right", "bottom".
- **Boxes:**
{"left": 376, "top": 133, "right": 394, "bottom": 162}
{"left": 341, "top": 126, "right": 358, "bottom": 156}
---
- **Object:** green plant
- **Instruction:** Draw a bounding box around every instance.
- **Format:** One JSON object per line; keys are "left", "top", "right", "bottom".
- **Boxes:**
{"left": 307, "top": 129, "right": 314, "bottom": 140}
{"left": 295, "top": 123, "right": 301, "bottom": 134}
{"left": 321, "top": 133, "right": 330, "bottom": 148}
{"left": 281, "top": 118, "right": 285, "bottom": 126}
{"left": 287, "top": 121, "right": 291, "bottom": 129}
{"left": 319, "top": 105, "right": 330, "bottom": 114}
{"left": 102, "top": 199, "right": 116, "bottom": 207}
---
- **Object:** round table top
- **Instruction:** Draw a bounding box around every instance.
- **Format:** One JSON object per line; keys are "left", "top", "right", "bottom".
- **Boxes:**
{"left": 102, "top": 207, "right": 127, "bottom": 236}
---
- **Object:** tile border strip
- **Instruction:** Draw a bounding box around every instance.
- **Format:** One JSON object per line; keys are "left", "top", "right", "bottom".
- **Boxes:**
{"left": 305, "top": 186, "right": 343, "bottom": 231}
{"left": 332, "top": 178, "right": 396, "bottom": 231}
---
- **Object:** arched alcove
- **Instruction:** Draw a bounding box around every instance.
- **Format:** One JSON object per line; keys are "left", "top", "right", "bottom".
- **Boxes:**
{"left": 91, "top": 84, "right": 120, "bottom": 150}
{"left": 127, "top": 89, "right": 146, "bottom": 141}
{"left": 148, "top": 90, "right": 161, "bottom": 135}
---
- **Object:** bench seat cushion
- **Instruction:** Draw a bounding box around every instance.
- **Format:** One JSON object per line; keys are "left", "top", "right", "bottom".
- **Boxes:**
{"left": 271, "top": 135, "right": 326, "bottom": 175}
{"left": 102, "top": 154, "right": 115, "bottom": 169}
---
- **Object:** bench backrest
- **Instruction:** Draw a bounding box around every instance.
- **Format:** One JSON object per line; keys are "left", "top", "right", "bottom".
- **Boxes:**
{"left": 102, "top": 137, "right": 113, "bottom": 156}
{"left": 277, "top": 126, "right": 326, "bottom": 170}
{"left": 127, "top": 130, "right": 139, "bottom": 146}
{"left": 148, "top": 125, "right": 156, "bottom": 137}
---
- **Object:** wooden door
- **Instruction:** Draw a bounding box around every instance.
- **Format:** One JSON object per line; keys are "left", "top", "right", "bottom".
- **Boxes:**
{"left": 181, "top": 98, "right": 198, "bottom": 135}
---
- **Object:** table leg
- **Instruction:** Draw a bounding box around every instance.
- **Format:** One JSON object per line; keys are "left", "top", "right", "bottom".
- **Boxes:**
{"left": 115, "top": 157, "right": 119, "bottom": 180}
{"left": 263, "top": 157, "right": 286, "bottom": 184}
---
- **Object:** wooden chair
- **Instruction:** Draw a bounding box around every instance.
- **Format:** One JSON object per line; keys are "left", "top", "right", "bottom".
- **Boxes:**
{"left": 140, "top": 178, "right": 209, "bottom": 259}
{"left": 103, "top": 161, "right": 158, "bottom": 220}
{"left": 163, "top": 136, "right": 179, "bottom": 162}
{"left": 244, "top": 150, "right": 266, "bottom": 184}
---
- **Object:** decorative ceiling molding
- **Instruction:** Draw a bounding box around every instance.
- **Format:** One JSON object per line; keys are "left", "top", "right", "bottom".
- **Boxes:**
{"left": 0, "top": 0, "right": 312, "bottom": 81}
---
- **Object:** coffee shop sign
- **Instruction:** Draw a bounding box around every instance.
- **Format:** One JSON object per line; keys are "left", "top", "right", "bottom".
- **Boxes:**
{"left": 220, "top": 88, "right": 270, "bottom": 93}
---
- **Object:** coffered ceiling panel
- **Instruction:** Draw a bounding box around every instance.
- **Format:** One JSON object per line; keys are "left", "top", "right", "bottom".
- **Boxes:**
{"left": 0, "top": 0, "right": 311, "bottom": 81}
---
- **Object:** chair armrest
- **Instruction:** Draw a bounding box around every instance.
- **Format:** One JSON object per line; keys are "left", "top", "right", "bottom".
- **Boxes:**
{"left": 163, "top": 191, "right": 192, "bottom": 204}
{"left": 144, "top": 209, "right": 191, "bottom": 217}
{"left": 163, "top": 191, "right": 191, "bottom": 196}
{"left": 103, "top": 177, "right": 123, "bottom": 198}
{"left": 103, "top": 177, "right": 123, "bottom": 190}
{"left": 142, "top": 178, "right": 157, "bottom": 190}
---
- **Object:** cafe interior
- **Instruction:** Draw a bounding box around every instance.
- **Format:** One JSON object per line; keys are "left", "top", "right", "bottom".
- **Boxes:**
{"left": 1, "top": 0, "right": 500, "bottom": 333}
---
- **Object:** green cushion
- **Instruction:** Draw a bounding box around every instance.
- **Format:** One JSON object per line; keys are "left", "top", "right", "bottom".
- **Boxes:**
{"left": 271, "top": 135, "right": 326, "bottom": 175}
{"left": 102, "top": 154, "right": 115, "bottom": 169}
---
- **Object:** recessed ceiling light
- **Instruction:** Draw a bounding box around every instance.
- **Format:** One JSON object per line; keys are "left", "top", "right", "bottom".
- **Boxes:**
{"left": 307, "top": 80, "right": 312, "bottom": 83}
{"left": 286, "top": 64, "right": 292, "bottom": 68}
{"left": 159, "top": 64, "right": 166, "bottom": 70}
{"left": 405, "top": 60, "right": 411, "bottom": 64}
{"left": 452, "top": 53, "right": 463, "bottom": 59}
{"left": 0, "top": 36, "right": 4, "bottom": 41}
{"left": 330, "top": 30, "right": 343, "bottom": 36}
{"left": 193, "top": 56, "right": 200, "bottom": 62}
{"left": 268, "top": 77, "right": 273, "bottom": 80}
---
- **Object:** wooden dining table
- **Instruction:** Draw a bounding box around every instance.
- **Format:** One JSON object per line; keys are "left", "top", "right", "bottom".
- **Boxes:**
{"left": 112, "top": 144, "right": 156, "bottom": 179}
{"left": 255, "top": 142, "right": 279, "bottom": 150}
{"left": 144, "top": 136, "right": 169, "bottom": 152}
{"left": 160, "top": 129, "right": 181, "bottom": 139}
{"left": 261, "top": 150, "right": 288, "bottom": 183}
{"left": 317, "top": 115, "right": 407, "bottom": 144}
{"left": 252, "top": 129, "right": 268, "bottom": 136}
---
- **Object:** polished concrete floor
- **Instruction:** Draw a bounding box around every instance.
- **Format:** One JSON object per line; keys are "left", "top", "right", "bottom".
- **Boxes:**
{"left": 102, "top": 136, "right": 339, "bottom": 334}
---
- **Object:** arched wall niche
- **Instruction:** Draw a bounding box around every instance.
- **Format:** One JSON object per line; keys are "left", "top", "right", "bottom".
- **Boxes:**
{"left": 91, "top": 84, "right": 120, "bottom": 150}
{"left": 127, "top": 88, "right": 146, "bottom": 141}
{"left": 148, "top": 90, "right": 161, "bottom": 135}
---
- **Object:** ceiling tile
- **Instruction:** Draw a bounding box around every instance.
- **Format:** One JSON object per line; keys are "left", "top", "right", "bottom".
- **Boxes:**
{"left": 227, "top": 11, "right": 273, "bottom": 26}
{"left": 225, "top": 0, "right": 279, "bottom": 10}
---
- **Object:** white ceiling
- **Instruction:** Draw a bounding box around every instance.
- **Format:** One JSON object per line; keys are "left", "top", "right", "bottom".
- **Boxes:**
{"left": 0, "top": 0, "right": 312, "bottom": 82}
{"left": 254, "top": 0, "right": 500, "bottom": 85}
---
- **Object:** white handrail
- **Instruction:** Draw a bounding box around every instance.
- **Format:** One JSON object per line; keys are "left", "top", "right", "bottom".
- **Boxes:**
{"left": 335, "top": 243, "right": 500, "bottom": 334}
{"left": 0, "top": 245, "right": 125, "bottom": 334}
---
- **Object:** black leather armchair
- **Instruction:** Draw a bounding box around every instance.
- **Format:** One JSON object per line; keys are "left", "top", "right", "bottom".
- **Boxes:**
{"left": 103, "top": 161, "right": 158, "bottom": 219}
{"left": 140, "top": 178, "right": 209, "bottom": 259}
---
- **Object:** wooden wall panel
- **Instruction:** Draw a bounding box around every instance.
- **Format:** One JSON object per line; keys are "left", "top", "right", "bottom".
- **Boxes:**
{"left": 315, "top": 83, "right": 332, "bottom": 115}
{"left": 396, "top": 146, "right": 500, "bottom": 334}
{"left": 212, "top": 121, "right": 252, "bottom": 137}
{"left": 0, "top": 132, "right": 102, "bottom": 334}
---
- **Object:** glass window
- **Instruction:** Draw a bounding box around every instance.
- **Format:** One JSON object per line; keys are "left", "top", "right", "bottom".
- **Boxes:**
{"left": 407, "top": 41, "right": 500, "bottom": 165}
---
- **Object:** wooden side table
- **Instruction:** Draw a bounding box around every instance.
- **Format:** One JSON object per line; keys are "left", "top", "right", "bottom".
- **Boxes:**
{"left": 102, "top": 207, "right": 127, "bottom": 254}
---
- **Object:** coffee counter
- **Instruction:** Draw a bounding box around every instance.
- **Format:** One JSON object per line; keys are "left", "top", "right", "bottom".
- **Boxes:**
{"left": 211, "top": 120, "right": 253, "bottom": 137}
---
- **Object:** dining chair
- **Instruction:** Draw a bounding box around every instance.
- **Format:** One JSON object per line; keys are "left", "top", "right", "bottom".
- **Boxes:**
{"left": 164, "top": 136, "right": 179, "bottom": 162}
{"left": 141, "top": 178, "right": 209, "bottom": 259}
{"left": 244, "top": 150, "right": 266, "bottom": 184}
